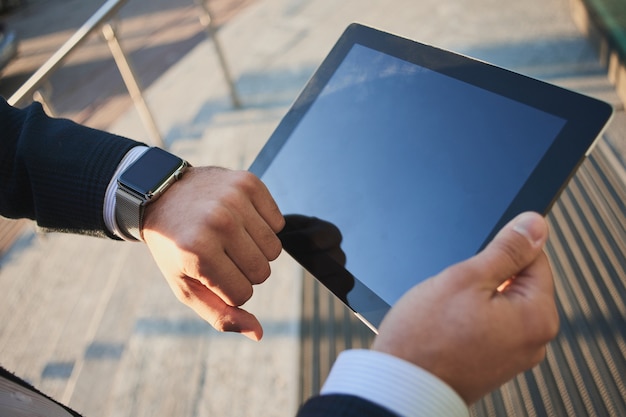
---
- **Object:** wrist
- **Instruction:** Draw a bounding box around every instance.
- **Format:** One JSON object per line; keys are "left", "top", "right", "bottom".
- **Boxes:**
{"left": 141, "top": 166, "right": 194, "bottom": 237}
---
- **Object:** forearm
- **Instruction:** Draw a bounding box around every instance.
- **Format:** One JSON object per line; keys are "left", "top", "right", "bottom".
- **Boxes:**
{"left": 0, "top": 98, "right": 143, "bottom": 237}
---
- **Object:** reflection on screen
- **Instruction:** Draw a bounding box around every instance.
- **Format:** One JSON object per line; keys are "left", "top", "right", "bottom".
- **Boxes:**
{"left": 262, "top": 44, "right": 566, "bottom": 306}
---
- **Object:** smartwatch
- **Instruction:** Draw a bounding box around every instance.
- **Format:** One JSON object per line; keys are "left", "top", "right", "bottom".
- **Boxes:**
{"left": 115, "top": 147, "right": 188, "bottom": 241}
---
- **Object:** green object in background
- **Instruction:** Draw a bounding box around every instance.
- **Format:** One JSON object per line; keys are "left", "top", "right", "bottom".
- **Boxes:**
{"left": 585, "top": 0, "right": 626, "bottom": 58}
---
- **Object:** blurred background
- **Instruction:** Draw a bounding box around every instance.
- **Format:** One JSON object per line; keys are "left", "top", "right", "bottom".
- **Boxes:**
{"left": 0, "top": 0, "right": 624, "bottom": 416}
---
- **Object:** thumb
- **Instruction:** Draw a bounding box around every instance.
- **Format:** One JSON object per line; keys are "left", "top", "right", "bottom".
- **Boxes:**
{"left": 469, "top": 212, "right": 549, "bottom": 290}
{"left": 211, "top": 305, "right": 264, "bottom": 341}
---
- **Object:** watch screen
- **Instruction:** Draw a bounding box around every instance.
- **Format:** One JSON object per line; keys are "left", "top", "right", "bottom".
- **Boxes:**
{"left": 119, "top": 148, "right": 184, "bottom": 195}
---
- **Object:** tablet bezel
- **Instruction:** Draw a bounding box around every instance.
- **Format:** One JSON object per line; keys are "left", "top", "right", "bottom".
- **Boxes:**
{"left": 249, "top": 23, "right": 614, "bottom": 331}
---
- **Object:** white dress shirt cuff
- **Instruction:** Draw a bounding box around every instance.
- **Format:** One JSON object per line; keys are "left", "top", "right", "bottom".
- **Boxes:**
{"left": 103, "top": 146, "right": 150, "bottom": 240}
{"left": 321, "top": 350, "right": 469, "bottom": 417}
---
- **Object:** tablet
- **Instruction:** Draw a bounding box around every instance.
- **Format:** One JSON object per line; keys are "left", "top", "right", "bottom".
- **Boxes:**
{"left": 249, "top": 23, "right": 614, "bottom": 331}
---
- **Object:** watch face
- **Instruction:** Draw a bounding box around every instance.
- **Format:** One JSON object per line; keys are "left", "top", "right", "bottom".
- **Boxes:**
{"left": 119, "top": 148, "right": 185, "bottom": 197}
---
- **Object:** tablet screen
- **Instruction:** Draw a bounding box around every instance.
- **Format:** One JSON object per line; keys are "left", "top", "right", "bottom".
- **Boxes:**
{"left": 250, "top": 24, "right": 612, "bottom": 329}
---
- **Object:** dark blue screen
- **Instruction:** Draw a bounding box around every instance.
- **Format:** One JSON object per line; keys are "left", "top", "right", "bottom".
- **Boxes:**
{"left": 262, "top": 44, "right": 566, "bottom": 306}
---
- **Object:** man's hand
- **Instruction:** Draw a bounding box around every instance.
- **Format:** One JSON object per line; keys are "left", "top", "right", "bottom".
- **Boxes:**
{"left": 372, "top": 212, "right": 559, "bottom": 404}
{"left": 142, "top": 167, "right": 285, "bottom": 341}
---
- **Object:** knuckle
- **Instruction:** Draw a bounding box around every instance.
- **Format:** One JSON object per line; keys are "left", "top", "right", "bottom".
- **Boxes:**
{"left": 204, "top": 205, "right": 237, "bottom": 234}
{"left": 265, "top": 238, "right": 283, "bottom": 261}
{"left": 494, "top": 237, "right": 527, "bottom": 271}
{"left": 227, "top": 285, "right": 253, "bottom": 306}
{"left": 530, "top": 297, "right": 560, "bottom": 343}
{"left": 172, "top": 228, "right": 213, "bottom": 259}
{"left": 177, "top": 249, "right": 204, "bottom": 278}
{"left": 542, "top": 306, "right": 560, "bottom": 341}
{"left": 233, "top": 170, "right": 260, "bottom": 192}
{"left": 212, "top": 310, "right": 237, "bottom": 333}
{"left": 528, "top": 346, "right": 548, "bottom": 368}
{"left": 221, "top": 185, "right": 248, "bottom": 208}
{"left": 273, "top": 215, "right": 286, "bottom": 233}
{"left": 250, "top": 263, "right": 271, "bottom": 284}
{"left": 523, "top": 306, "right": 559, "bottom": 355}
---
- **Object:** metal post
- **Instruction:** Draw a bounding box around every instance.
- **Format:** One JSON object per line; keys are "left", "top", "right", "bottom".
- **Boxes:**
{"left": 196, "top": 0, "right": 242, "bottom": 108}
{"left": 101, "top": 22, "right": 165, "bottom": 148}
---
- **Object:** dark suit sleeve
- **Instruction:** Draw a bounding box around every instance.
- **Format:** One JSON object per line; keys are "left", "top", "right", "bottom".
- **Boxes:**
{"left": 0, "top": 97, "right": 144, "bottom": 238}
{"left": 297, "top": 395, "right": 401, "bottom": 417}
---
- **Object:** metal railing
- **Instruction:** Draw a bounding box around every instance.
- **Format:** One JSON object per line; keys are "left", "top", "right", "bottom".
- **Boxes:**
{"left": 196, "top": 0, "right": 242, "bottom": 109}
{"left": 8, "top": 0, "right": 241, "bottom": 148}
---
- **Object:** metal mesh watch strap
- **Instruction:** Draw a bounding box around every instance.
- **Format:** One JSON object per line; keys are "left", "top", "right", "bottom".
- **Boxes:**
{"left": 115, "top": 187, "right": 144, "bottom": 241}
{"left": 114, "top": 147, "right": 188, "bottom": 242}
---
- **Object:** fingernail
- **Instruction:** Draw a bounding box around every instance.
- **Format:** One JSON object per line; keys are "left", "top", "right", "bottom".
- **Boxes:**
{"left": 242, "top": 329, "right": 263, "bottom": 341}
{"left": 512, "top": 212, "right": 545, "bottom": 247}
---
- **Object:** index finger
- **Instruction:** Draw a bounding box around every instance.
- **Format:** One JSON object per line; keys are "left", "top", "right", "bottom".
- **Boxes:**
{"left": 245, "top": 172, "right": 285, "bottom": 233}
{"left": 499, "top": 250, "right": 560, "bottom": 346}
{"left": 500, "top": 249, "right": 555, "bottom": 300}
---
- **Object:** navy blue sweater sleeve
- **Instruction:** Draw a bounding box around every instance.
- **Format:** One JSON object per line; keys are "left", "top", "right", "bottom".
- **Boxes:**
{"left": 296, "top": 395, "right": 400, "bottom": 417}
{"left": 0, "top": 97, "right": 144, "bottom": 238}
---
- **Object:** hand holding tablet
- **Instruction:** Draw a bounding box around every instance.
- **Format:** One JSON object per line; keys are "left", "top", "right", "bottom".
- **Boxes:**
{"left": 250, "top": 23, "right": 613, "bottom": 330}
{"left": 371, "top": 211, "right": 558, "bottom": 404}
